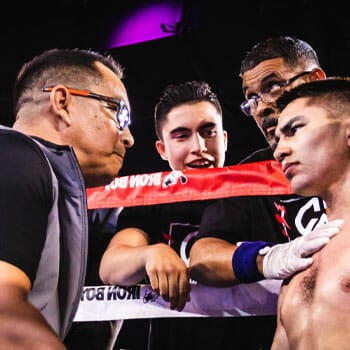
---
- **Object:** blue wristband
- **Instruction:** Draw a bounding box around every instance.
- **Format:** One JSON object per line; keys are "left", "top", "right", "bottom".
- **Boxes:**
{"left": 232, "top": 241, "right": 273, "bottom": 283}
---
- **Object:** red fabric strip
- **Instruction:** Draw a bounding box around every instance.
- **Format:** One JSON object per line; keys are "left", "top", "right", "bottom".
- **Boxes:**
{"left": 86, "top": 160, "right": 293, "bottom": 209}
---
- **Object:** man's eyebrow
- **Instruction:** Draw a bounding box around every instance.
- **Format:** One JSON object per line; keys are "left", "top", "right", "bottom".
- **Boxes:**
{"left": 169, "top": 121, "right": 216, "bottom": 134}
{"left": 260, "top": 72, "right": 280, "bottom": 83}
{"left": 280, "top": 116, "right": 300, "bottom": 134}
{"left": 243, "top": 72, "right": 280, "bottom": 94}
{"left": 169, "top": 126, "right": 190, "bottom": 135}
{"left": 199, "top": 121, "right": 216, "bottom": 129}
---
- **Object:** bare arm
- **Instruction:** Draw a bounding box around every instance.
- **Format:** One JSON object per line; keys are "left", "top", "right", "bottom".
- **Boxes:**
{"left": 190, "top": 220, "right": 342, "bottom": 286}
{"left": 189, "top": 237, "right": 266, "bottom": 286}
{"left": 99, "top": 227, "right": 151, "bottom": 285}
{"left": 0, "top": 261, "right": 66, "bottom": 350}
{"left": 189, "top": 237, "right": 238, "bottom": 286}
{"left": 99, "top": 228, "right": 191, "bottom": 311}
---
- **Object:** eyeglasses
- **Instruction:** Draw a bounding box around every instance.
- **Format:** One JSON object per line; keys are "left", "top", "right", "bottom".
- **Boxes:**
{"left": 240, "top": 71, "right": 312, "bottom": 117}
{"left": 42, "top": 86, "right": 130, "bottom": 131}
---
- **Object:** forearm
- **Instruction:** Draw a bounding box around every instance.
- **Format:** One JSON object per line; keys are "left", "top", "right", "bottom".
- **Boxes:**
{"left": 191, "top": 219, "right": 342, "bottom": 287}
{"left": 99, "top": 245, "right": 148, "bottom": 285}
{"left": 189, "top": 237, "right": 238, "bottom": 286}
{"left": 190, "top": 237, "right": 274, "bottom": 286}
{"left": 99, "top": 227, "right": 152, "bottom": 285}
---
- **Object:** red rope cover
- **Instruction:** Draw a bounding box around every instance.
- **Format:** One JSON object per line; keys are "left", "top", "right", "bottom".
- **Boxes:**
{"left": 86, "top": 160, "right": 293, "bottom": 209}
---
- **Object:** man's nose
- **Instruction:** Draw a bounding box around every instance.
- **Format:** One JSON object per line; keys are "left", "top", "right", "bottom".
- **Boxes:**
{"left": 273, "top": 142, "right": 289, "bottom": 162}
{"left": 121, "top": 127, "right": 134, "bottom": 148}
{"left": 192, "top": 133, "right": 207, "bottom": 153}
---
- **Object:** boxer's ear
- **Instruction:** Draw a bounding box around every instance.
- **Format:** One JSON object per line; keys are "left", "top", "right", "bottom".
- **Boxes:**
{"left": 345, "top": 119, "right": 350, "bottom": 148}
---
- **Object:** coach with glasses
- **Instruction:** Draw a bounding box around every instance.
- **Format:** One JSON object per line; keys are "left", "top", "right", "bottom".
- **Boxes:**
{"left": 0, "top": 48, "right": 134, "bottom": 349}
{"left": 189, "top": 36, "right": 333, "bottom": 349}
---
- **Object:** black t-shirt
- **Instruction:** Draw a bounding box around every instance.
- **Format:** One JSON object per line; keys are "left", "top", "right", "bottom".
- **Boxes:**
{"left": 116, "top": 200, "right": 212, "bottom": 264}
{"left": 0, "top": 131, "right": 52, "bottom": 283}
{"left": 198, "top": 194, "right": 327, "bottom": 244}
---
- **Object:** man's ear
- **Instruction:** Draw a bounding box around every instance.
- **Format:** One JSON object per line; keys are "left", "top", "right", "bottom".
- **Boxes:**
{"left": 155, "top": 140, "right": 168, "bottom": 160}
{"left": 309, "top": 68, "right": 326, "bottom": 81}
{"left": 223, "top": 130, "right": 228, "bottom": 152}
{"left": 49, "top": 85, "right": 72, "bottom": 126}
{"left": 345, "top": 119, "right": 350, "bottom": 148}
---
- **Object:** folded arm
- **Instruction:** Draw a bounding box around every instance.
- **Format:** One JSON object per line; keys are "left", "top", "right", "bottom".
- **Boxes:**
{"left": 99, "top": 228, "right": 191, "bottom": 311}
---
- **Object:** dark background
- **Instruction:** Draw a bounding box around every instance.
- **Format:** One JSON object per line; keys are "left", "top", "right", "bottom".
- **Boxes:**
{"left": 1, "top": 0, "right": 349, "bottom": 175}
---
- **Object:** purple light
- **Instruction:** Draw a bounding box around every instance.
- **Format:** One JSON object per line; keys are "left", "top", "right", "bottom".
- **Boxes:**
{"left": 107, "top": 2, "right": 183, "bottom": 48}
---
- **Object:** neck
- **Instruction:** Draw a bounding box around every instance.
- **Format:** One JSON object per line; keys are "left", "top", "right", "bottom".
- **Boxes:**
{"left": 323, "top": 179, "right": 350, "bottom": 221}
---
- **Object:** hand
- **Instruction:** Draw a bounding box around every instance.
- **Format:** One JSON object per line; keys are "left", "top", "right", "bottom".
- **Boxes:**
{"left": 262, "top": 219, "right": 344, "bottom": 279}
{"left": 145, "top": 243, "right": 191, "bottom": 311}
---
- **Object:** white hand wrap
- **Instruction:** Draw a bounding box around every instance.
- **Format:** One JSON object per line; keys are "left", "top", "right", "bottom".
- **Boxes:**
{"left": 262, "top": 219, "right": 343, "bottom": 280}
